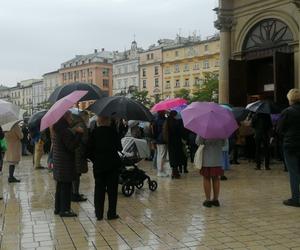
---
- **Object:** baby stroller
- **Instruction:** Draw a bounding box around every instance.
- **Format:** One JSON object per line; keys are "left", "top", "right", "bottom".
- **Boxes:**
{"left": 119, "top": 137, "right": 158, "bottom": 197}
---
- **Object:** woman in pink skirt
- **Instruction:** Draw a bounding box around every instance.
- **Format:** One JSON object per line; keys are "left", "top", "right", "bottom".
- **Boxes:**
{"left": 196, "top": 136, "right": 225, "bottom": 207}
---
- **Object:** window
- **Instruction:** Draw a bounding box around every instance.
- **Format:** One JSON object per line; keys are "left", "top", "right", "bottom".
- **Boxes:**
{"left": 193, "top": 63, "right": 200, "bottom": 70}
{"left": 175, "top": 51, "right": 179, "bottom": 57}
{"left": 195, "top": 77, "right": 200, "bottom": 85}
{"left": 132, "top": 77, "right": 137, "bottom": 86}
{"left": 151, "top": 53, "right": 154, "bottom": 59}
{"left": 166, "top": 81, "right": 171, "bottom": 89}
{"left": 174, "top": 64, "right": 180, "bottom": 73}
{"left": 89, "top": 69, "right": 93, "bottom": 77}
{"left": 164, "top": 67, "right": 171, "bottom": 74}
{"left": 142, "top": 68, "right": 146, "bottom": 77}
{"left": 131, "top": 64, "right": 136, "bottom": 72}
{"left": 103, "top": 68, "right": 109, "bottom": 77}
{"left": 184, "top": 64, "right": 189, "bottom": 72}
{"left": 118, "top": 67, "right": 121, "bottom": 74}
{"left": 215, "top": 60, "right": 220, "bottom": 67}
{"left": 124, "top": 79, "right": 128, "bottom": 88}
{"left": 175, "top": 79, "right": 180, "bottom": 88}
{"left": 103, "top": 79, "right": 109, "bottom": 88}
{"left": 143, "top": 80, "right": 147, "bottom": 89}
{"left": 154, "top": 66, "right": 159, "bottom": 75}
{"left": 184, "top": 79, "right": 189, "bottom": 87}
{"left": 118, "top": 80, "right": 122, "bottom": 89}
{"left": 155, "top": 78, "right": 159, "bottom": 87}
{"left": 204, "top": 44, "right": 209, "bottom": 52}
{"left": 124, "top": 65, "right": 128, "bottom": 73}
{"left": 203, "top": 60, "right": 210, "bottom": 69}
{"left": 147, "top": 54, "right": 150, "bottom": 60}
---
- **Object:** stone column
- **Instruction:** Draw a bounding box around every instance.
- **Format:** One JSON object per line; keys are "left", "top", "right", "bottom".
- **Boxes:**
{"left": 214, "top": 1, "right": 234, "bottom": 103}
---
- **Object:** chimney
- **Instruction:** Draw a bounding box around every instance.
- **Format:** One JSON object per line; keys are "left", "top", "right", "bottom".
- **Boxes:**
{"left": 101, "top": 48, "right": 105, "bottom": 52}
{"left": 94, "top": 49, "right": 98, "bottom": 53}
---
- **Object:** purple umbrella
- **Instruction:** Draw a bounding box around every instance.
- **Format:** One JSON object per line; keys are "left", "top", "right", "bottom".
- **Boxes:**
{"left": 181, "top": 102, "right": 238, "bottom": 139}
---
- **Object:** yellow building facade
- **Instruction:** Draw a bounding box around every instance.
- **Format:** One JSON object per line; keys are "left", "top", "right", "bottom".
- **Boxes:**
{"left": 162, "top": 36, "right": 220, "bottom": 98}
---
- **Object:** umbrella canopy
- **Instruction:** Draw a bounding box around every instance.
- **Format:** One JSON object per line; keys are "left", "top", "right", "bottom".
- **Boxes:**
{"left": 232, "top": 107, "right": 249, "bottom": 121}
{"left": 40, "top": 90, "right": 88, "bottom": 131}
{"left": 181, "top": 102, "right": 238, "bottom": 139}
{"left": 48, "top": 82, "right": 106, "bottom": 103}
{"left": 2, "top": 109, "right": 26, "bottom": 132}
{"left": 88, "top": 96, "right": 153, "bottom": 122}
{"left": 246, "top": 100, "right": 281, "bottom": 114}
{"left": 0, "top": 100, "right": 21, "bottom": 126}
{"left": 171, "top": 103, "right": 188, "bottom": 113}
{"left": 151, "top": 98, "right": 187, "bottom": 112}
{"left": 28, "top": 110, "right": 47, "bottom": 129}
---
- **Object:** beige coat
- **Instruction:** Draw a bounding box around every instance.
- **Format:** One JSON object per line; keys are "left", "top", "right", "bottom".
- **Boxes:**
{"left": 4, "top": 124, "right": 23, "bottom": 164}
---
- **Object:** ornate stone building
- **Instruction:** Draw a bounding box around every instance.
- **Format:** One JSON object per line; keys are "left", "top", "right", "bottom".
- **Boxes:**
{"left": 112, "top": 41, "right": 143, "bottom": 95}
{"left": 215, "top": 0, "right": 300, "bottom": 106}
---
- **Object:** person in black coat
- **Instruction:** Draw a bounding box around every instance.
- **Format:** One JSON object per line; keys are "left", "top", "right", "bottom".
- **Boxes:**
{"left": 277, "top": 89, "right": 300, "bottom": 207}
{"left": 163, "top": 111, "right": 185, "bottom": 179}
{"left": 88, "top": 116, "right": 122, "bottom": 221}
{"left": 52, "top": 111, "right": 83, "bottom": 217}
{"left": 252, "top": 112, "right": 273, "bottom": 170}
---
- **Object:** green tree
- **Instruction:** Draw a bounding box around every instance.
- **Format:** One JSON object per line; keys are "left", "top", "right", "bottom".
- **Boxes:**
{"left": 131, "top": 90, "right": 153, "bottom": 108}
{"left": 191, "top": 73, "right": 219, "bottom": 102}
{"left": 174, "top": 88, "right": 191, "bottom": 102}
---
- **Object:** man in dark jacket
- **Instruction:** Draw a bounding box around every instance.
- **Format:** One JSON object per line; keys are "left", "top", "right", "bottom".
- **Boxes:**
{"left": 252, "top": 113, "right": 273, "bottom": 170}
{"left": 88, "top": 116, "right": 122, "bottom": 221}
{"left": 277, "top": 89, "right": 300, "bottom": 207}
{"left": 52, "top": 111, "right": 83, "bottom": 217}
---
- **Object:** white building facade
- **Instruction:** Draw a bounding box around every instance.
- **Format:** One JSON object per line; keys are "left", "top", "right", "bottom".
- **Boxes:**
{"left": 112, "top": 41, "right": 143, "bottom": 95}
{"left": 32, "top": 80, "right": 46, "bottom": 111}
{"left": 43, "top": 70, "right": 60, "bottom": 101}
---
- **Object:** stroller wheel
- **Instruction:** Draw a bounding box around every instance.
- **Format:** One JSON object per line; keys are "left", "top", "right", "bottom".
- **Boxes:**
{"left": 122, "top": 183, "right": 135, "bottom": 197}
{"left": 136, "top": 182, "right": 144, "bottom": 189}
{"left": 149, "top": 180, "right": 158, "bottom": 191}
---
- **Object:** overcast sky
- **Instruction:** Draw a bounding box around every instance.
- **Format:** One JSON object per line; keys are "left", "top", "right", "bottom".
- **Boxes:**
{"left": 0, "top": 0, "right": 217, "bottom": 86}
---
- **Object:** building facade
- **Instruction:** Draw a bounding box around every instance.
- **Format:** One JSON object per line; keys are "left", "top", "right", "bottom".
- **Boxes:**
{"left": 59, "top": 49, "right": 114, "bottom": 97}
{"left": 32, "top": 80, "right": 46, "bottom": 112}
{"left": 43, "top": 70, "right": 60, "bottom": 101}
{"left": 0, "top": 86, "right": 10, "bottom": 101}
{"left": 216, "top": 0, "right": 300, "bottom": 106}
{"left": 161, "top": 35, "right": 220, "bottom": 98}
{"left": 112, "top": 41, "right": 143, "bottom": 95}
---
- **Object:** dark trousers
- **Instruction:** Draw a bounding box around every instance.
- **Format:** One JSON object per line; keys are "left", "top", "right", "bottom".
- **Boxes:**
{"left": 245, "top": 135, "right": 256, "bottom": 160}
{"left": 72, "top": 174, "right": 81, "bottom": 195}
{"left": 255, "top": 134, "right": 270, "bottom": 168}
{"left": 284, "top": 149, "right": 300, "bottom": 203}
{"left": 94, "top": 171, "right": 118, "bottom": 218}
{"left": 55, "top": 182, "right": 72, "bottom": 213}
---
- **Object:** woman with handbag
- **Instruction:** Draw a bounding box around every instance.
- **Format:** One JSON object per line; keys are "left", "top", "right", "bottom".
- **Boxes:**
{"left": 195, "top": 136, "right": 225, "bottom": 207}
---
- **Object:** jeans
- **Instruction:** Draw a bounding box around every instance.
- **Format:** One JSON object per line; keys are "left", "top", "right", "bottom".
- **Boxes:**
{"left": 284, "top": 148, "right": 300, "bottom": 203}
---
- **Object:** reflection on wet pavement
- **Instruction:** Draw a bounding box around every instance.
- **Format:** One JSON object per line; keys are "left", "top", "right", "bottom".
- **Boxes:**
{"left": 0, "top": 156, "right": 299, "bottom": 250}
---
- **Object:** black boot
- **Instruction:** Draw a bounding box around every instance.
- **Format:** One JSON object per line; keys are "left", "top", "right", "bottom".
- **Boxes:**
{"left": 8, "top": 165, "right": 20, "bottom": 183}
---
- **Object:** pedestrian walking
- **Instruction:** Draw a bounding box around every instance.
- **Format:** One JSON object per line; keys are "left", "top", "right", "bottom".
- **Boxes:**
{"left": 52, "top": 111, "right": 83, "bottom": 217}
{"left": 4, "top": 123, "right": 23, "bottom": 183}
{"left": 277, "top": 89, "right": 300, "bottom": 207}
{"left": 196, "top": 136, "right": 225, "bottom": 207}
{"left": 88, "top": 116, "right": 122, "bottom": 221}
{"left": 0, "top": 126, "right": 6, "bottom": 199}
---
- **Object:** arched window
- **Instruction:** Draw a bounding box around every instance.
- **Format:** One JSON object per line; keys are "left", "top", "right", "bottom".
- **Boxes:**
{"left": 243, "top": 18, "right": 293, "bottom": 51}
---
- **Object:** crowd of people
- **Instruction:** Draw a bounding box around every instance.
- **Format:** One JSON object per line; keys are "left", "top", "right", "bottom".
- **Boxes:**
{"left": 0, "top": 88, "right": 299, "bottom": 218}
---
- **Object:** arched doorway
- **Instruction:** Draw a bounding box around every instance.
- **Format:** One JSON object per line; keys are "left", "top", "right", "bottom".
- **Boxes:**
{"left": 229, "top": 18, "right": 294, "bottom": 106}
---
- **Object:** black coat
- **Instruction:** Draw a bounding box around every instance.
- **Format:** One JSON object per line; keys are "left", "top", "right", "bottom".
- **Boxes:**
{"left": 277, "top": 103, "right": 300, "bottom": 152}
{"left": 164, "top": 118, "right": 185, "bottom": 166}
{"left": 88, "top": 126, "right": 122, "bottom": 176}
{"left": 52, "top": 119, "right": 81, "bottom": 182}
{"left": 252, "top": 113, "right": 272, "bottom": 136}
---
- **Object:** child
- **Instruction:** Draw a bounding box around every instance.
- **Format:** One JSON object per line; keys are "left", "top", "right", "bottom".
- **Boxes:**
{"left": 221, "top": 139, "right": 230, "bottom": 180}
{"left": 196, "top": 136, "right": 224, "bottom": 207}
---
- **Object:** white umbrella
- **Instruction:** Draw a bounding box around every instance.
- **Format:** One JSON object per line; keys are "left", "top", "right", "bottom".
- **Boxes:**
{"left": 2, "top": 109, "right": 26, "bottom": 131}
{"left": 0, "top": 100, "right": 20, "bottom": 126}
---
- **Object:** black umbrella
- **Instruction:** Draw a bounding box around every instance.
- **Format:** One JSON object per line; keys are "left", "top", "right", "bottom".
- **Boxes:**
{"left": 246, "top": 100, "right": 281, "bottom": 114}
{"left": 232, "top": 107, "right": 249, "bottom": 121}
{"left": 88, "top": 96, "right": 154, "bottom": 122}
{"left": 48, "top": 82, "right": 106, "bottom": 103}
{"left": 28, "top": 110, "right": 47, "bottom": 129}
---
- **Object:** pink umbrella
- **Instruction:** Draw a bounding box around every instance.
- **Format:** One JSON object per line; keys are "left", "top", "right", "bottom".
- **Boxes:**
{"left": 40, "top": 90, "right": 88, "bottom": 131}
{"left": 181, "top": 102, "right": 238, "bottom": 139}
{"left": 151, "top": 98, "right": 187, "bottom": 112}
